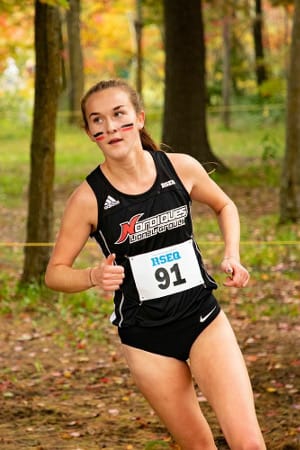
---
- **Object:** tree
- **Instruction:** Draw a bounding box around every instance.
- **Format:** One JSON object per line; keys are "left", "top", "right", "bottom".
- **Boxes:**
{"left": 253, "top": 0, "right": 268, "bottom": 86}
{"left": 134, "top": 0, "right": 143, "bottom": 97}
{"left": 21, "top": 0, "right": 62, "bottom": 283}
{"left": 162, "top": 0, "right": 227, "bottom": 171}
{"left": 66, "top": 0, "right": 84, "bottom": 125}
{"left": 279, "top": 0, "right": 300, "bottom": 223}
{"left": 222, "top": 6, "right": 232, "bottom": 129}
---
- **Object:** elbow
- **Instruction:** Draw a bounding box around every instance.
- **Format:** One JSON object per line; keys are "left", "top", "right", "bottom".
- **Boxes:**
{"left": 45, "top": 264, "right": 75, "bottom": 293}
{"left": 218, "top": 199, "right": 237, "bottom": 215}
{"left": 44, "top": 266, "right": 57, "bottom": 291}
{"left": 44, "top": 271, "right": 50, "bottom": 288}
{"left": 44, "top": 269, "right": 52, "bottom": 289}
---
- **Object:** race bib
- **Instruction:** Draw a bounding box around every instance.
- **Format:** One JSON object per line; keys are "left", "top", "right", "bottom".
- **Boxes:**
{"left": 129, "top": 239, "right": 204, "bottom": 301}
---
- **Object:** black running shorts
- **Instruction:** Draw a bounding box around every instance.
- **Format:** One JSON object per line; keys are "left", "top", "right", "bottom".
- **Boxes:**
{"left": 118, "top": 293, "right": 221, "bottom": 361}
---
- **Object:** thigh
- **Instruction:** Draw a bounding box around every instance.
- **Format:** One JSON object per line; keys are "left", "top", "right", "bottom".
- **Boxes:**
{"left": 189, "top": 311, "right": 265, "bottom": 448}
{"left": 121, "top": 344, "right": 216, "bottom": 450}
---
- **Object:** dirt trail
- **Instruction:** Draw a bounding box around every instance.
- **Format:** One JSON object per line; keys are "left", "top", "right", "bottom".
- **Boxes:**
{"left": 0, "top": 309, "right": 299, "bottom": 450}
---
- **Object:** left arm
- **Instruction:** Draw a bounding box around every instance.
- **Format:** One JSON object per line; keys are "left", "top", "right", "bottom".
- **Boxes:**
{"left": 167, "top": 153, "right": 249, "bottom": 288}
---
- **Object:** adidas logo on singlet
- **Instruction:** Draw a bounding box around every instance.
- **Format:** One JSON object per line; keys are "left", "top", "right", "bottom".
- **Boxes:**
{"left": 104, "top": 195, "right": 120, "bottom": 210}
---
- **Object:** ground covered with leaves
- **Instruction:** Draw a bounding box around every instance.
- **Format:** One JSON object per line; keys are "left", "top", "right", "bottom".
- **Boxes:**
{"left": 0, "top": 297, "right": 299, "bottom": 450}
{"left": 0, "top": 179, "right": 299, "bottom": 449}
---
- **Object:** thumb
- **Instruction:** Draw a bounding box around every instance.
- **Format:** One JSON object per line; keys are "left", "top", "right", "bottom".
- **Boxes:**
{"left": 225, "top": 265, "right": 233, "bottom": 279}
{"left": 105, "top": 253, "right": 116, "bottom": 266}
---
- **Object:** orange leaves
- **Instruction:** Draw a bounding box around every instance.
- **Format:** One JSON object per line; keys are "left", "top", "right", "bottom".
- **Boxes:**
{"left": 245, "top": 354, "right": 260, "bottom": 363}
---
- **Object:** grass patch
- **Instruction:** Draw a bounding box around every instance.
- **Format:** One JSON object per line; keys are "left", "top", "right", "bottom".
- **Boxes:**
{"left": 208, "top": 111, "right": 285, "bottom": 160}
{"left": 211, "top": 159, "right": 282, "bottom": 188}
{"left": 145, "top": 440, "right": 170, "bottom": 449}
{"left": 0, "top": 272, "right": 114, "bottom": 343}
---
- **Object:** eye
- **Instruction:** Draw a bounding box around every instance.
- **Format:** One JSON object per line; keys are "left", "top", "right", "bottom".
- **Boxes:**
{"left": 93, "top": 116, "right": 103, "bottom": 124}
{"left": 114, "top": 110, "right": 125, "bottom": 117}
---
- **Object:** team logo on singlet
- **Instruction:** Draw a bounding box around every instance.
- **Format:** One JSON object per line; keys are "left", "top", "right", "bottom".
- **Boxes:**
{"left": 115, "top": 205, "right": 188, "bottom": 244}
{"left": 161, "top": 179, "right": 175, "bottom": 188}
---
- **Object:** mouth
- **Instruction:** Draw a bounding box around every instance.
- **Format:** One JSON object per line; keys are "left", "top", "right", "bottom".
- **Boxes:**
{"left": 108, "top": 137, "right": 123, "bottom": 145}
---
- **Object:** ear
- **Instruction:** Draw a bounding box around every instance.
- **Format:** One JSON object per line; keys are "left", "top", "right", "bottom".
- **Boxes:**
{"left": 137, "top": 110, "right": 145, "bottom": 130}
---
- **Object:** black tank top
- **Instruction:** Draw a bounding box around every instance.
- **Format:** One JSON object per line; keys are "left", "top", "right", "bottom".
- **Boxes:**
{"left": 86, "top": 150, "right": 217, "bottom": 327}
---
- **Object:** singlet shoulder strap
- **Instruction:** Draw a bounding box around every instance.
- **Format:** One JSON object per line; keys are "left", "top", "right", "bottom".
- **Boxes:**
{"left": 86, "top": 165, "right": 102, "bottom": 194}
{"left": 152, "top": 150, "right": 190, "bottom": 196}
{"left": 86, "top": 166, "right": 107, "bottom": 237}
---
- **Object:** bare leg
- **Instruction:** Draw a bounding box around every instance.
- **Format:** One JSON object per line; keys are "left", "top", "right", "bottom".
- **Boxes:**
{"left": 121, "top": 344, "right": 217, "bottom": 450}
{"left": 189, "top": 311, "right": 266, "bottom": 450}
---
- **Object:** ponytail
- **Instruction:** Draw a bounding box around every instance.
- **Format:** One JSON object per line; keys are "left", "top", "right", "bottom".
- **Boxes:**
{"left": 140, "top": 127, "right": 160, "bottom": 151}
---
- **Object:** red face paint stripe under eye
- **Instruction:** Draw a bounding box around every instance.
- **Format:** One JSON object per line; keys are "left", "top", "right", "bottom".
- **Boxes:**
{"left": 93, "top": 132, "right": 105, "bottom": 141}
{"left": 120, "top": 123, "right": 134, "bottom": 131}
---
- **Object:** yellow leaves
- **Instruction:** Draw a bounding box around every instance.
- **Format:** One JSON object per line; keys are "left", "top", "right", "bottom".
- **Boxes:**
{"left": 81, "top": 0, "right": 163, "bottom": 82}
{"left": 63, "top": 369, "right": 72, "bottom": 378}
{"left": 0, "top": 3, "right": 33, "bottom": 69}
{"left": 259, "top": 273, "right": 270, "bottom": 280}
{"left": 82, "top": 7, "right": 133, "bottom": 73}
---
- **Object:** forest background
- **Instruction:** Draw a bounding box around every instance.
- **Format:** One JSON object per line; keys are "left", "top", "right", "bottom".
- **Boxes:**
{"left": 0, "top": 0, "right": 299, "bottom": 449}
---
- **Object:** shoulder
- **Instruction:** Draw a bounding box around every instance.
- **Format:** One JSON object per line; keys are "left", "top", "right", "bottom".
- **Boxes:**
{"left": 166, "top": 152, "right": 204, "bottom": 170}
{"left": 68, "top": 180, "right": 97, "bottom": 207}
{"left": 63, "top": 181, "right": 97, "bottom": 226}
{"left": 165, "top": 152, "right": 231, "bottom": 210}
{"left": 164, "top": 152, "right": 210, "bottom": 193}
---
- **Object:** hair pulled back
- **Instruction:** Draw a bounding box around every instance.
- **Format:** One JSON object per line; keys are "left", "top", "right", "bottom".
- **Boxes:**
{"left": 81, "top": 79, "right": 159, "bottom": 152}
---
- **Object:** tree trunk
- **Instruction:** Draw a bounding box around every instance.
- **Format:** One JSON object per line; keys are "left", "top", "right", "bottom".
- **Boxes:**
{"left": 134, "top": 0, "right": 143, "bottom": 98}
{"left": 21, "top": 1, "right": 61, "bottom": 284}
{"left": 162, "top": 0, "right": 227, "bottom": 172}
{"left": 66, "top": 0, "right": 84, "bottom": 125}
{"left": 253, "top": 0, "right": 268, "bottom": 86}
{"left": 279, "top": 0, "right": 300, "bottom": 223}
{"left": 222, "top": 13, "right": 231, "bottom": 129}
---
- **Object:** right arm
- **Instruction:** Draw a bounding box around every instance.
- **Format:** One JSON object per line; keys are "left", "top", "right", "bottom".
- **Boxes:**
{"left": 45, "top": 181, "right": 124, "bottom": 293}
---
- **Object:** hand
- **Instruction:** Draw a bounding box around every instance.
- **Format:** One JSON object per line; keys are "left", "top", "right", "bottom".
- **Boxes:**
{"left": 221, "top": 257, "right": 250, "bottom": 288}
{"left": 90, "top": 254, "right": 125, "bottom": 291}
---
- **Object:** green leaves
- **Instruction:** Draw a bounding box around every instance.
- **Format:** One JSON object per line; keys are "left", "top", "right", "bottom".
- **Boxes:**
{"left": 38, "top": 0, "right": 69, "bottom": 8}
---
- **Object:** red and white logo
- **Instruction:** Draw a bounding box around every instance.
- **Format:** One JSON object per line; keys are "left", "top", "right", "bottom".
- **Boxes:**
{"left": 115, "top": 213, "right": 144, "bottom": 244}
{"left": 115, "top": 206, "right": 188, "bottom": 245}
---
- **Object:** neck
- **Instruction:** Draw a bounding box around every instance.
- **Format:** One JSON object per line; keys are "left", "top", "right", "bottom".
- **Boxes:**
{"left": 101, "top": 149, "right": 156, "bottom": 194}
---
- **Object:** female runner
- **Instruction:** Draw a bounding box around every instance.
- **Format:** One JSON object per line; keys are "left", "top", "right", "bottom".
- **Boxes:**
{"left": 45, "top": 79, "right": 266, "bottom": 449}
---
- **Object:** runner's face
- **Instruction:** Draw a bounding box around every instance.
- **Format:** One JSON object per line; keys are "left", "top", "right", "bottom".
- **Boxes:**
{"left": 85, "top": 88, "right": 144, "bottom": 153}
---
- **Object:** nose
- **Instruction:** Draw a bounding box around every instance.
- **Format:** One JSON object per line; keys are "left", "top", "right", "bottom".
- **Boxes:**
{"left": 105, "top": 118, "right": 117, "bottom": 134}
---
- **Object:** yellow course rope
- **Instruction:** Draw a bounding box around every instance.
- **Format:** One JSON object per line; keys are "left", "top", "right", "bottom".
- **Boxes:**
{"left": 0, "top": 241, "right": 299, "bottom": 247}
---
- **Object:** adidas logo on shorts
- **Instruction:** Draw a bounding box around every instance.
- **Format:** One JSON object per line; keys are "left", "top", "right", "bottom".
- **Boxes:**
{"left": 104, "top": 195, "right": 120, "bottom": 210}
